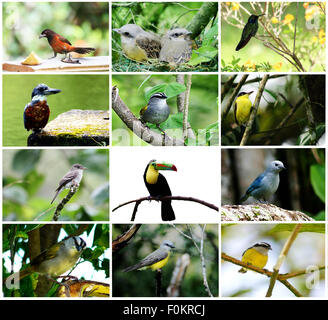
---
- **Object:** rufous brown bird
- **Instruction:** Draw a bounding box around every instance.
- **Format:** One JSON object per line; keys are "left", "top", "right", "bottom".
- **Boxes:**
{"left": 39, "top": 29, "right": 96, "bottom": 63}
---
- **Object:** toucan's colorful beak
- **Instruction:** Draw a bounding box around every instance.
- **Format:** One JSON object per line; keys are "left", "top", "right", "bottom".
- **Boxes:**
{"left": 155, "top": 163, "right": 177, "bottom": 172}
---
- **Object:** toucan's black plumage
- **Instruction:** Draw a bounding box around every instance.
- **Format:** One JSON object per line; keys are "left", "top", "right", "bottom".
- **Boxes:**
{"left": 143, "top": 160, "right": 177, "bottom": 221}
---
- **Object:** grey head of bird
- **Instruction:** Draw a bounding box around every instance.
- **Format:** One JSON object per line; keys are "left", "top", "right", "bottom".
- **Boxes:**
{"left": 71, "top": 163, "right": 87, "bottom": 171}
{"left": 166, "top": 28, "right": 192, "bottom": 41}
{"left": 266, "top": 160, "right": 286, "bottom": 173}
{"left": 113, "top": 24, "right": 146, "bottom": 39}
{"left": 161, "top": 240, "right": 175, "bottom": 250}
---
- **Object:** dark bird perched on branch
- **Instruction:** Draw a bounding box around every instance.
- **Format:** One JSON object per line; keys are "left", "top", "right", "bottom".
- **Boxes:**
{"left": 39, "top": 29, "right": 96, "bottom": 63}
{"left": 236, "top": 14, "right": 264, "bottom": 51}
{"left": 143, "top": 159, "right": 177, "bottom": 221}
{"left": 140, "top": 92, "right": 170, "bottom": 134}
{"left": 24, "top": 83, "right": 61, "bottom": 132}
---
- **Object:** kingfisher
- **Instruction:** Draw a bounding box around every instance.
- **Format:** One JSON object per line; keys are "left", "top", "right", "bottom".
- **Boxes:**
{"left": 24, "top": 83, "right": 61, "bottom": 132}
{"left": 236, "top": 14, "right": 264, "bottom": 51}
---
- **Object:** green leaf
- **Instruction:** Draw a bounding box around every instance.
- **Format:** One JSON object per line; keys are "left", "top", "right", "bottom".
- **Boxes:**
{"left": 12, "top": 150, "right": 42, "bottom": 174}
{"left": 91, "top": 182, "right": 109, "bottom": 206}
{"left": 269, "top": 223, "right": 325, "bottom": 233}
{"left": 188, "top": 46, "right": 218, "bottom": 66}
{"left": 145, "top": 82, "right": 186, "bottom": 101}
{"left": 310, "top": 164, "right": 325, "bottom": 202}
{"left": 202, "top": 25, "right": 218, "bottom": 47}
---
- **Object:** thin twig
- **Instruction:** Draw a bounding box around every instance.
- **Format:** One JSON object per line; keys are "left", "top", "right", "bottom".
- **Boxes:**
{"left": 265, "top": 224, "right": 302, "bottom": 297}
{"left": 240, "top": 74, "right": 269, "bottom": 145}
{"left": 221, "top": 74, "right": 249, "bottom": 123}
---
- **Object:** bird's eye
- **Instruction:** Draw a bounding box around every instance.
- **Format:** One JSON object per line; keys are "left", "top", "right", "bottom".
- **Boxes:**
{"left": 124, "top": 32, "right": 130, "bottom": 36}
{"left": 174, "top": 33, "right": 179, "bottom": 37}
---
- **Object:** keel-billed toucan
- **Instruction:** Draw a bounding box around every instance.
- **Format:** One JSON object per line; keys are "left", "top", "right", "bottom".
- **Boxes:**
{"left": 143, "top": 159, "right": 177, "bottom": 221}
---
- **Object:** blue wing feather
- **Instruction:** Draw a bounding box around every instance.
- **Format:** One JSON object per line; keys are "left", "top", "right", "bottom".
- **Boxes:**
{"left": 245, "top": 172, "right": 265, "bottom": 195}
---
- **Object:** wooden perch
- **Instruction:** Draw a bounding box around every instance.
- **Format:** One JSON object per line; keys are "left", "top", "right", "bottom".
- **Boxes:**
{"left": 27, "top": 109, "right": 109, "bottom": 146}
{"left": 3, "top": 56, "right": 109, "bottom": 72}
{"left": 167, "top": 253, "right": 190, "bottom": 297}
{"left": 221, "top": 204, "right": 314, "bottom": 221}
{"left": 52, "top": 185, "right": 79, "bottom": 221}
{"left": 112, "top": 224, "right": 142, "bottom": 253}
{"left": 112, "top": 86, "right": 185, "bottom": 146}
{"left": 112, "top": 196, "right": 218, "bottom": 221}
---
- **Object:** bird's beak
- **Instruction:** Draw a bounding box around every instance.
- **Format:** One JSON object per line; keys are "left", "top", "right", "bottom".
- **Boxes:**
{"left": 282, "top": 165, "right": 286, "bottom": 170}
{"left": 247, "top": 91, "right": 254, "bottom": 95}
{"left": 155, "top": 162, "right": 177, "bottom": 172}
{"left": 44, "top": 88, "right": 61, "bottom": 95}
{"left": 39, "top": 34, "right": 46, "bottom": 39}
{"left": 82, "top": 166, "right": 88, "bottom": 170}
{"left": 113, "top": 28, "right": 121, "bottom": 34}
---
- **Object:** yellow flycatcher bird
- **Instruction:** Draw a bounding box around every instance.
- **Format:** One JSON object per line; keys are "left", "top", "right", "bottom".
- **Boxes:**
{"left": 113, "top": 24, "right": 161, "bottom": 62}
{"left": 123, "top": 240, "right": 175, "bottom": 272}
{"left": 234, "top": 91, "right": 254, "bottom": 125}
{"left": 239, "top": 242, "right": 272, "bottom": 273}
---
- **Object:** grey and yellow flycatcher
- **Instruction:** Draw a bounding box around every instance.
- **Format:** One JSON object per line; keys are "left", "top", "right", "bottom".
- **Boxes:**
{"left": 234, "top": 91, "right": 254, "bottom": 125}
{"left": 113, "top": 24, "right": 161, "bottom": 62}
{"left": 239, "top": 242, "right": 272, "bottom": 273}
{"left": 159, "top": 28, "right": 192, "bottom": 66}
{"left": 51, "top": 163, "right": 87, "bottom": 204}
{"left": 140, "top": 92, "right": 170, "bottom": 133}
{"left": 123, "top": 240, "right": 175, "bottom": 272}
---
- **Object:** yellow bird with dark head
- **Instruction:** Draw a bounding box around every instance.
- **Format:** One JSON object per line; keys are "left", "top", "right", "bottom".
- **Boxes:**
{"left": 143, "top": 159, "right": 177, "bottom": 221}
{"left": 234, "top": 91, "right": 254, "bottom": 125}
{"left": 239, "top": 242, "right": 272, "bottom": 273}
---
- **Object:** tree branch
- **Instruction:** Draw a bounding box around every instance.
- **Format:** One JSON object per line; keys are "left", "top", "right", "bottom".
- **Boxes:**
{"left": 113, "top": 196, "right": 218, "bottom": 221}
{"left": 240, "top": 74, "right": 269, "bottom": 146}
{"left": 265, "top": 224, "right": 302, "bottom": 297}
{"left": 112, "top": 86, "right": 185, "bottom": 146}
{"left": 52, "top": 185, "right": 79, "bottom": 221}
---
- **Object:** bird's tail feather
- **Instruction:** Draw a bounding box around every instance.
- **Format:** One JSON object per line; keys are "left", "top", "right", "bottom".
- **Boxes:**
{"left": 51, "top": 189, "right": 60, "bottom": 204}
{"left": 122, "top": 264, "right": 139, "bottom": 273}
{"left": 161, "top": 201, "right": 175, "bottom": 221}
{"left": 72, "top": 47, "right": 96, "bottom": 54}
{"left": 240, "top": 194, "right": 248, "bottom": 204}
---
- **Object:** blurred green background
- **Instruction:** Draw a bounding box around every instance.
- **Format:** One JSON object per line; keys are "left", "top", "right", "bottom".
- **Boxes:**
{"left": 221, "top": 2, "right": 325, "bottom": 72}
{"left": 221, "top": 224, "right": 325, "bottom": 297}
{"left": 112, "top": 74, "right": 218, "bottom": 146}
{"left": 3, "top": 74, "right": 109, "bottom": 146}
{"left": 112, "top": 2, "right": 218, "bottom": 72}
{"left": 3, "top": 2, "right": 109, "bottom": 60}
{"left": 112, "top": 224, "right": 218, "bottom": 297}
{"left": 3, "top": 149, "right": 109, "bottom": 221}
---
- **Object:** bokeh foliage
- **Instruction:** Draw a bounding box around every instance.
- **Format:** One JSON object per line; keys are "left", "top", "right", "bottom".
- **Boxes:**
{"left": 112, "top": 74, "right": 218, "bottom": 146}
{"left": 3, "top": 149, "right": 109, "bottom": 221}
{"left": 112, "top": 224, "right": 218, "bottom": 297}
{"left": 221, "top": 2, "right": 325, "bottom": 72}
{"left": 3, "top": 2, "right": 109, "bottom": 60}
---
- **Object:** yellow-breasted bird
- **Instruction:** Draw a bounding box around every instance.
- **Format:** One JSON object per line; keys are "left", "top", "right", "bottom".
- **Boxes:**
{"left": 123, "top": 240, "right": 175, "bottom": 272}
{"left": 143, "top": 159, "right": 177, "bottom": 221}
{"left": 234, "top": 91, "right": 254, "bottom": 125}
{"left": 239, "top": 242, "right": 272, "bottom": 273}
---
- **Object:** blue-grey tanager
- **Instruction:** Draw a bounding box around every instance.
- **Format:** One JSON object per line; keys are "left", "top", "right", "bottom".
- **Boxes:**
{"left": 240, "top": 160, "right": 286, "bottom": 203}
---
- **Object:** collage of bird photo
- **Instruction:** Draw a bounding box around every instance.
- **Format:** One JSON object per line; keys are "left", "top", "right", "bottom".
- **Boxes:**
{"left": 0, "top": 0, "right": 326, "bottom": 307}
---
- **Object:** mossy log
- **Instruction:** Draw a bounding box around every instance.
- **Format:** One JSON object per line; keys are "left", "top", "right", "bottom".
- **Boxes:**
{"left": 27, "top": 109, "right": 109, "bottom": 146}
